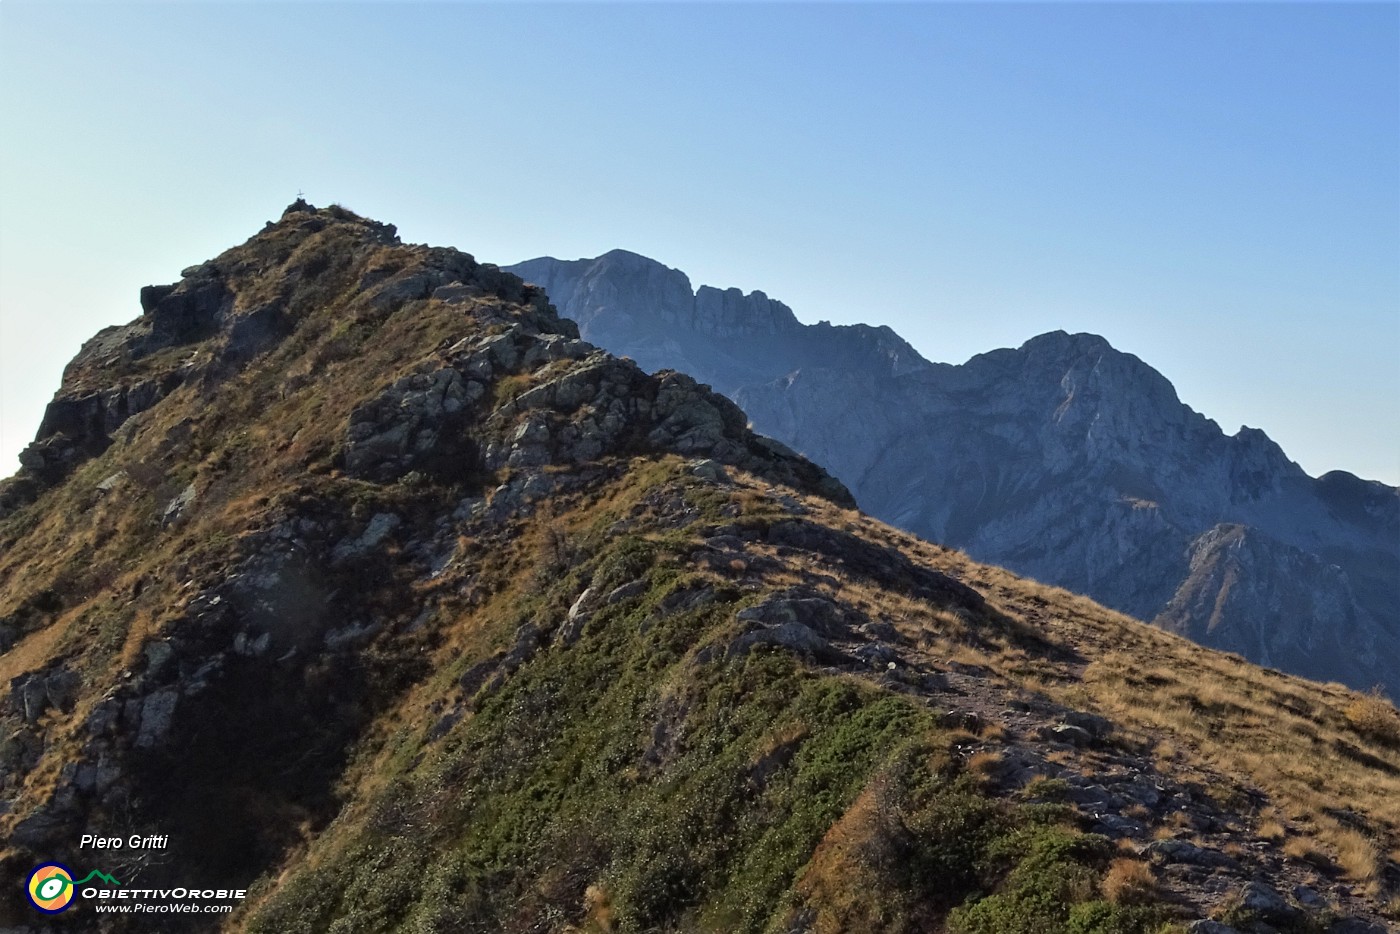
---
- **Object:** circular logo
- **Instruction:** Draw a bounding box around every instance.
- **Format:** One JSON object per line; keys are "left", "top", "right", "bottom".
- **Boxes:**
{"left": 26, "top": 863, "right": 76, "bottom": 913}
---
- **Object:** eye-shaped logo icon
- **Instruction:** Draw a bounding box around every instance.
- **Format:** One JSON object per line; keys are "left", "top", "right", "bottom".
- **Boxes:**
{"left": 27, "top": 863, "right": 76, "bottom": 913}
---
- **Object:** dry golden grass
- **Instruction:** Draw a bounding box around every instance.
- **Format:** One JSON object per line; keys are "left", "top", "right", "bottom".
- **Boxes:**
{"left": 581, "top": 883, "right": 615, "bottom": 933}
{"left": 0, "top": 610, "right": 74, "bottom": 684}
{"left": 966, "top": 750, "right": 1004, "bottom": 786}
{"left": 1344, "top": 689, "right": 1400, "bottom": 747}
{"left": 1282, "top": 836, "right": 1328, "bottom": 867}
{"left": 789, "top": 491, "right": 1400, "bottom": 898}
{"left": 1100, "top": 858, "right": 1156, "bottom": 906}
{"left": 1333, "top": 827, "right": 1386, "bottom": 892}
{"left": 1164, "top": 810, "right": 1196, "bottom": 830}
{"left": 792, "top": 783, "right": 901, "bottom": 934}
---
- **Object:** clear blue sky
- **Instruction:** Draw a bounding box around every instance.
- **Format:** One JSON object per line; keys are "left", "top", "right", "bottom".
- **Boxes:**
{"left": 2, "top": 2, "right": 1397, "bottom": 483}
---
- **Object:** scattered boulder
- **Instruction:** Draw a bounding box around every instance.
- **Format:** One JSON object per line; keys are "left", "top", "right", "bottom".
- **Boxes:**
{"left": 1063, "top": 710, "right": 1114, "bottom": 740}
{"left": 85, "top": 697, "right": 123, "bottom": 737}
{"left": 44, "top": 670, "right": 81, "bottom": 713}
{"left": 432, "top": 281, "right": 485, "bottom": 304}
{"left": 1111, "top": 776, "right": 1164, "bottom": 810}
{"left": 557, "top": 587, "right": 600, "bottom": 646}
{"left": 332, "top": 512, "right": 402, "bottom": 562}
{"left": 11, "top": 675, "right": 51, "bottom": 724}
{"left": 9, "top": 668, "right": 81, "bottom": 723}
{"left": 1235, "top": 881, "right": 1301, "bottom": 925}
{"left": 859, "top": 619, "right": 901, "bottom": 643}
{"left": 1142, "top": 838, "right": 1239, "bottom": 870}
{"left": 729, "top": 621, "right": 844, "bottom": 663}
{"left": 324, "top": 621, "right": 379, "bottom": 651}
{"left": 1065, "top": 782, "right": 1111, "bottom": 808}
{"left": 1291, "top": 885, "right": 1326, "bottom": 910}
{"left": 735, "top": 590, "right": 857, "bottom": 638}
{"left": 162, "top": 481, "right": 198, "bottom": 525}
{"left": 1093, "top": 814, "right": 1149, "bottom": 838}
{"left": 1038, "top": 723, "right": 1095, "bottom": 747}
{"left": 1187, "top": 922, "right": 1241, "bottom": 934}
{"left": 689, "top": 458, "right": 729, "bottom": 483}
{"left": 1327, "top": 920, "right": 1389, "bottom": 934}
{"left": 851, "top": 642, "right": 900, "bottom": 668}
{"left": 605, "top": 580, "right": 650, "bottom": 605}
{"left": 96, "top": 470, "right": 127, "bottom": 494}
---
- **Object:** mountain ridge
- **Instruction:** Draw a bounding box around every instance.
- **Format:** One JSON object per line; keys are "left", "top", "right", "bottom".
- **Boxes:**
{"left": 506, "top": 250, "right": 1400, "bottom": 698}
{"left": 0, "top": 204, "right": 1397, "bottom": 931}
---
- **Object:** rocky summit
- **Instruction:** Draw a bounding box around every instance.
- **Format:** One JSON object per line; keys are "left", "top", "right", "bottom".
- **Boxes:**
{"left": 507, "top": 252, "right": 1400, "bottom": 699}
{"left": 0, "top": 205, "right": 1397, "bottom": 933}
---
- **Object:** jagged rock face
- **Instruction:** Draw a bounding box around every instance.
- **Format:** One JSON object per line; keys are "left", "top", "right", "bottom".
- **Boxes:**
{"left": 4, "top": 218, "right": 847, "bottom": 522}
{"left": 510, "top": 250, "right": 802, "bottom": 342}
{"left": 507, "top": 252, "right": 1400, "bottom": 697}
{"left": 1154, "top": 524, "right": 1397, "bottom": 691}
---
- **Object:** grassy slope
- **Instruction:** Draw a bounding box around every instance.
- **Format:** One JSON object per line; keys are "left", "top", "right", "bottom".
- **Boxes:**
{"left": 239, "top": 462, "right": 1172, "bottom": 934}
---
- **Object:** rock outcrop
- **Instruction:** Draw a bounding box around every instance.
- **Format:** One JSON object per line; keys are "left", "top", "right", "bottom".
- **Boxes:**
{"left": 507, "top": 252, "right": 1400, "bottom": 697}
{"left": 0, "top": 203, "right": 858, "bottom": 926}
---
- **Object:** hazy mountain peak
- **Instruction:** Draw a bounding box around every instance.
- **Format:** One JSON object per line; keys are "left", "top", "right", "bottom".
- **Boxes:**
{"left": 1230, "top": 424, "right": 1301, "bottom": 483}
{"left": 508, "top": 248, "right": 1399, "bottom": 701}
{"left": 1019, "top": 329, "right": 1113, "bottom": 353}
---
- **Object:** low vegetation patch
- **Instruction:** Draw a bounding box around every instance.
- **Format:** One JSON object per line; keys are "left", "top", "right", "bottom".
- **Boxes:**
{"left": 244, "top": 525, "right": 1174, "bottom": 934}
{"left": 1344, "top": 689, "right": 1400, "bottom": 748}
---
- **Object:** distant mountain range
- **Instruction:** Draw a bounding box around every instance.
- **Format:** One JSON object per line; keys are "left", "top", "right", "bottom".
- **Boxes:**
{"left": 508, "top": 249, "right": 1400, "bottom": 697}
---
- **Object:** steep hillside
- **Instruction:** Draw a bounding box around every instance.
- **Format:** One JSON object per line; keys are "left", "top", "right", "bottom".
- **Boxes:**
{"left": 1, "top": 206, "right": 1396, "bottom": 933}
{"left": 506, "top": 252, "right": 1400, "bottom": 699}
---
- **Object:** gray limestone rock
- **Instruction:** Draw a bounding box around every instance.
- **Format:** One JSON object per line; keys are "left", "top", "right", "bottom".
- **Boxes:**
{"left": 729, "top": 621, "right": 841, "bottom": 662}
{"left": 1093, "top": 815, "right": 1149, "bottom": 838}
{"left": 341, "top": 318, "right": 850, "bottom": 506}
{"left": 735, "top": 591, "right": 855, "bottom": 638}
{"left": 9, "top": 669, "right": 80, "bottom": 722}
{"left": 1236, "top": 881, "right": 1299, "bottom": 923}
{"left": 1039, "top": 723, "right": 1095, "bottom": 747}
{"left": 557, "top": 586, "right": 600, "bottom": 646}
{"left": 162, "top": 481, "right": 198, "bottom": 525}
{"left": 44, "top": 670, "right": 81, "bottom": 713}
{"left": 135, "top": 689, "right": 179, "bottom": 748}
{"left": 333, "top": 513, "right": 402, "bottom": 562}
{"left": 1063, "top": 710, "right": 1114, "bottom": 740}
{"left": 1142, "top": 838, "right": 1239, "bottom": 870}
